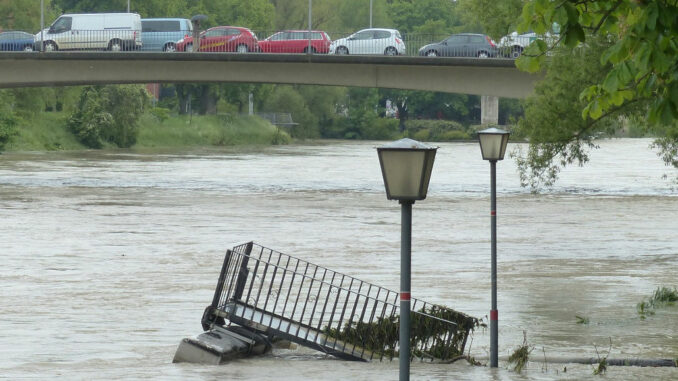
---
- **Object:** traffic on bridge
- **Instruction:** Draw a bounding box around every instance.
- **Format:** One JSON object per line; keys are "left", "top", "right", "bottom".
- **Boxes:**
{"left": 0, "top": 11, "right": 556, "bottom": 59}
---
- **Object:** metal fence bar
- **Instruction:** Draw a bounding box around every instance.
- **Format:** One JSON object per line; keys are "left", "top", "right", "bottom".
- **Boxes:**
{"left": 278, "top": 258, "right": 301, "bottom": 331}
{"left": 296, "top": 264, "right": 319, "bottom": 336}
{"left": 304, "top": 268, "right": 328, "bottom": 341}
{"left": 287, "top": 261, "right": 310, "bottom": 335}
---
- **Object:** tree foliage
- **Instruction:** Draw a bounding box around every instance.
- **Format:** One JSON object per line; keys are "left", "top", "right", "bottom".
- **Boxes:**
{"left": 68, "top": 85, "right": 149, "bottom": 148}
{"left": 0, "top": 90, "right": 18, "bottom": 152}
{"left": 516, "top": 0, "right": 678, "bottom": 181}
{"left": 0, "top": 0, "right": 61, "bottom": 32}
{"left": 514, "top": 36, "right": 623, "bottom": 189}
{"left": 457, "top": 0, "right": 524, "bottom": 41}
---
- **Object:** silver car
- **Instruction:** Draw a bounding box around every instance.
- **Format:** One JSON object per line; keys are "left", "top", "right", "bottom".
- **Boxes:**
{"left": 329, "top": 28, "right": 405, "bottom": 56}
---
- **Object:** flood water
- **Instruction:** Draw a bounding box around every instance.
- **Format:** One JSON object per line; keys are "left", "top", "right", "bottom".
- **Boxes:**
{"left": 0, "top": 138, "right": 676, "bottom": 380}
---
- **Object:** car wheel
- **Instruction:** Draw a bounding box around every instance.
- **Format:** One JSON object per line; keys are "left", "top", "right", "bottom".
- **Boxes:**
{"left": 108, "top": 39, "right": 123, "bottom": 51}
{"left": 44, "top": 41, "right": 57, "bottom": 52}
{"left": 477, "top": 51, "right": 489, "bottom": 58}
{"left": 384, "top": 46, "right": 397, "bottom": 56}
{"left": 336, "top": 46, "right": 349, "bottom": 55}
{"left": 303, "top": 46, "right": 317, "bottom": 54}
{"left": 236, "top": 44, "right": 249, "bottom": 53}
{"left": 510, "top": 46, "right": 522, "bottom": 59}
{"left": 426, "top": 50, "right": 438, "bottom": 57}
{"left": 23, "top": 45, "right": 34, "bottom": 52}
{"left": 185, "top": 43, "right": 193, "bottom": 52}
{"left": 164, "top": 43, "right": 177, "bottom": 53}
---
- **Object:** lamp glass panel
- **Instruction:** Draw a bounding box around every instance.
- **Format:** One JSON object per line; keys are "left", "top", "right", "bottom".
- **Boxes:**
{"left": 498, "top": 134, "right": 509, "bottom": 159}
{"left": 380, "top": 150, "right": 426, "bottom": 199}
{"left": 420, "top": 150, "right": 436, "bottom": 199}
{"left": 479, "top": 133, "right": 504, "bottom": 160}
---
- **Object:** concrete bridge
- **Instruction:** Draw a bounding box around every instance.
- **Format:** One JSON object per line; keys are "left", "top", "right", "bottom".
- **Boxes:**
{"left": 0, "top": 52, "right": 542, "bottom": 124}
{"left": 0, "top": 52, "right": 539, "bottom": 98}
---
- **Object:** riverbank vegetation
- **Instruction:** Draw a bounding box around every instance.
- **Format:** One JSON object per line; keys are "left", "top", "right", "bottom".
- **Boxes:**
{"left": 2, "top": 104, "right": 291, "bottom": 152}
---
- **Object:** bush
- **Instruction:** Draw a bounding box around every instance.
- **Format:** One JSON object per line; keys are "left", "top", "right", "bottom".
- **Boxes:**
{"left": 362, "top": 118, "right": 399, "bottom": 140}
{"left": 412, "top": 128, "right": 431, "bottom": 141}
{"left": 406, "top": 119, "right": 471, "bottom": 141}
{"left": 68, "top": 85, "right": 150, "bottom": 148}
{"left": 150, "top": 107, "right": 171, "bottom": 122}
{"left": 0, "top": 114, "right": 18, "bottom": 152}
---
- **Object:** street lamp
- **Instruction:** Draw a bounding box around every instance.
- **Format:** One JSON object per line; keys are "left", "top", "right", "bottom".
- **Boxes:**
{"left": 377, "top": 138, "right": 437, "bottom": 381}
{"left": 477, "top": 127, "right": 510, "bottom": 368}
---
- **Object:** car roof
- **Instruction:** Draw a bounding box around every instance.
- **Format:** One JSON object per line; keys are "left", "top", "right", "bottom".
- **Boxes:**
{"left": 357, "top": 28, "right": 398, "bottom": 32}
{"left": 282, "top": 30, "right": 326, "bottom": 33}
{"left": 141, "top": 18, "right": 189, "bottom": 21}
{"left": 209, "top": 26, "right": 247, "bottom": 30}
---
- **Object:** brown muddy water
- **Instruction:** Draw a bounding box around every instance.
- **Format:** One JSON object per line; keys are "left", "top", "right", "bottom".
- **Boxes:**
{"left": 0, "top": 139, "right": 676, "bottom": 380}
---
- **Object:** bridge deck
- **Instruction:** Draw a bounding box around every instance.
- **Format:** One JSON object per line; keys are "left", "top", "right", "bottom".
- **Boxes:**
{"left": 0, "top": 52, "right": 539, "bottom": 97}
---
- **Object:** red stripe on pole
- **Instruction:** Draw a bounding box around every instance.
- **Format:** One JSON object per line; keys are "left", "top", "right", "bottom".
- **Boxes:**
{"left": 490, "top": 309, "right": 498, "bottom": 321}
{"left": 400, "top": 292, "right": 411, "bottom": 301}
{"left": 490, "top": 210, "right": 496, "bottom": 216}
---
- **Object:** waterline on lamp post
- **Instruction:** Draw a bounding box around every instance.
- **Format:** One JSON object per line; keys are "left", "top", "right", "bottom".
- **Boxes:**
{"left": 477, "top": 127, "right": 510, "bottom": 368}
{"left": 377, "top": 138, "right": 437, "bottom": 381}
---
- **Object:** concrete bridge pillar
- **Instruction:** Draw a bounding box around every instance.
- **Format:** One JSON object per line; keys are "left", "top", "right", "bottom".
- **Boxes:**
{"left": 481, "top": 95, "right": 499, "bottom": 125}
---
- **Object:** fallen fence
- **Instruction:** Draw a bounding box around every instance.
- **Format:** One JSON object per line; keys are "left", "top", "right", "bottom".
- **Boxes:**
{"left": 200, "top": 241, "right": 478, "bottom": 362}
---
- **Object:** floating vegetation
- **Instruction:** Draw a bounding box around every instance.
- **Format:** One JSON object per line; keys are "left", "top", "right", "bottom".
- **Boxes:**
{"left": 593, "top": 358, "right": 607, "bottom": 375}
{"left": 507, "top": 331, "right": 533, "bottom": 373}
{"left": 637, "top": 286, "right": 678, "bottom": 319}
{"left": 323, "top": 305, "right": 478, "bottom": 361}
{"left": 575, "top": 315, "right": 590, "bottom": 325}
{"left": 593, "top": 338, "right": 612, "bottom": 375}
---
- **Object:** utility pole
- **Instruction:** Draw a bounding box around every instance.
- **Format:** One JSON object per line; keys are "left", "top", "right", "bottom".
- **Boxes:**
{"left": 370, "top": 0, "right": 373, "bottom": 28}
{"left": 40, "top": 0, "right": 44, "bottom": 52}
{"left": 308, "top": 0, "right": 312, "bottom": 54}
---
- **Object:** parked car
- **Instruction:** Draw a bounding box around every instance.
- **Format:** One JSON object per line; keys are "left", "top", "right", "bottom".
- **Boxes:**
{"left": 141, "top": 18, "right": 192, "bottom": 52}
{"left": 0, "top": 31, "right": 35, "bottom": 51}
{"left": 258, "top": 30, "right": 331, "bottom": 54}
{"left": 418, "top": 33, "right": 498, "bottom": 58}
{"left": 176, "top": 26, "right": 258, "bottom": 53}
{"left": 35, "top": 13, "right": 142, "bottom": 51}
{"left": 329, "top": 28, "right": 405, "bottom": 56}
{"left": 499, "top": 29, "right": 560, "bottom": 58}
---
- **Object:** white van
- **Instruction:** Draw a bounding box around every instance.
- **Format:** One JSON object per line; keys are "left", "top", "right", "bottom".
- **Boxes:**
{"left": 35, "top": 13, "right": 142, "bottom": 51}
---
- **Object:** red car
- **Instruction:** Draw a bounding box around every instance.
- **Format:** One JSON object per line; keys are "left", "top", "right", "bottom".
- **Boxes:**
{"left": 258, "top": 30, "right": 331, "bottom": 54}
{"left": 176, "top": 26, "right": 258, "bottom": 53}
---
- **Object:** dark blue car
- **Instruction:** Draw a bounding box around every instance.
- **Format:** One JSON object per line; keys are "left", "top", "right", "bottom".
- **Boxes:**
{"left": 0, "top": 31, "right": 35, "bottom": 51}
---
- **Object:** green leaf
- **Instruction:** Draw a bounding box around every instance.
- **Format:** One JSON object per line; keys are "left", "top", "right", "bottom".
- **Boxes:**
{"left": 645, "top": 2, "right": 658, "bottom": 31}
{"left": 602, "top": 71, "right": 619, "bottom": 93}
{"left": 609, "top": 91, "right": 626, "bottom": 106}
{"left": 563, "top": 2, "right": 579, "bottom": 23}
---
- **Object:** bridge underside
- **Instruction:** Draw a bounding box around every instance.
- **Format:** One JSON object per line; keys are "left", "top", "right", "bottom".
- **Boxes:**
{"left": 0, "top": 53, "right": 540, "bottom": 98}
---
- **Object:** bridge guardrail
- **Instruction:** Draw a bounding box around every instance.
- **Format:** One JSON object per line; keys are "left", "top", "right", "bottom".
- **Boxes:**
{"left": 8, "top": 30, "right": 522, "bottom": 58}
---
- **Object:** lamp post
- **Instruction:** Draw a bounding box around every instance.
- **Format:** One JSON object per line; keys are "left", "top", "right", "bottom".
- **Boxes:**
{"left": 370, "top": 0, "right": 373, "bottom": 28}
{"left": 377, "top": 138, "right": 437, "bottom": 381}
{"left": 477, "top": 127, "right": 510, "bottom": 368}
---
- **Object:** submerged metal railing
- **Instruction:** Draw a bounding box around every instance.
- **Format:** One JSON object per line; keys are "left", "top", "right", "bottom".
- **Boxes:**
{"left": 203, "top": 242, "right": 477, "bottom": 362}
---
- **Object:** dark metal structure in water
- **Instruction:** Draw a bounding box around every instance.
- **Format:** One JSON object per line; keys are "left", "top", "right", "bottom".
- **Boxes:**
{"left": 175, "top": 242, "right": 477, "bottom": 364}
